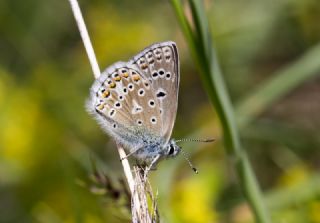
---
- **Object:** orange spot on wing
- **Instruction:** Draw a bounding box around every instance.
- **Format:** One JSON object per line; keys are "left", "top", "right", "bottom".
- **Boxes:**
{"left": 122, "top": 72, "right": 129, "bottom": 78}
{"left": 109, "top": 82, "right": 116, "bottom": 88}
{"left": 102, "top": 90, "right": 110, "bottom": 98}
{"left": 132, "top": 75, "right": 140, "bottom": 82}
{"left": 97, "top": 103, "right": 105, "bottom": 110}
{"left": 114, "top": 76, "right": 121, "bottom": 81}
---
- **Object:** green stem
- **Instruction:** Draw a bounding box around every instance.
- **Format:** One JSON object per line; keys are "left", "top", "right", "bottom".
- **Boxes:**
{"left": 171, "top": 0, "right": 271, "bottom": 222}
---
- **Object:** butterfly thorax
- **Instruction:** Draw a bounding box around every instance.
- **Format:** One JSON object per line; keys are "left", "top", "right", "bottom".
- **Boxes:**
{"left": 128, "top": 138, "right": 180, "bottom": 165}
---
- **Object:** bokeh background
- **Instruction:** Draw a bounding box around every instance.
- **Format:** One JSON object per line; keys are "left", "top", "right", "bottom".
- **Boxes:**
{"left": 1, "top": 0, "right": 320, "bottom": 222}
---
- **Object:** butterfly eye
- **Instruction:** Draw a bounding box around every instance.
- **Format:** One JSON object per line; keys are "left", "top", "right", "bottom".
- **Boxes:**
{"left": 168, "top": 144, "right": 175, "bottom": 155}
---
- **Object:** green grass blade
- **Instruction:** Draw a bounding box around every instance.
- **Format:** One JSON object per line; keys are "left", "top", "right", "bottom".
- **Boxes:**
{"left": 187, "top": 0, "right": 241, "bottom": 154}
{"left": 171, "top": 0, "right": 271, "bottom": 222}
{"left": 170, "top": 0, "right": 198, "bottom": 59}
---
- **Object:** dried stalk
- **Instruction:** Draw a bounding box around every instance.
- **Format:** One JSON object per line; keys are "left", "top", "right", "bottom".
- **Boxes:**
{"left": 68, "top": 0, "right": 157, "bottom": 222}
{"left": 131, "top": 166, "right": 159, "bottom": 223}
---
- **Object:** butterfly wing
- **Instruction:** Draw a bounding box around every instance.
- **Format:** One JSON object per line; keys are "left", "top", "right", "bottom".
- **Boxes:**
{"left": 87, "top": 62, "right": 164, "bottom": 151}
{"left": 130, "top": 41, "right": 179, "bottom": 142}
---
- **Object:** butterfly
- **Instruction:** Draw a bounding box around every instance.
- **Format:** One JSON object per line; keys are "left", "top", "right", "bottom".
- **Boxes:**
{"left": 87, "top": 41, "right": 212, "bottom": 174}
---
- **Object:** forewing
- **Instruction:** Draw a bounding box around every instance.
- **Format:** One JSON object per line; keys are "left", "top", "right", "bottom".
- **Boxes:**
{"left": 130, "top": 41, "right": 179, "bottom": 141}
{"left": 87, "top": 62, "right": 163, "bottom": 149}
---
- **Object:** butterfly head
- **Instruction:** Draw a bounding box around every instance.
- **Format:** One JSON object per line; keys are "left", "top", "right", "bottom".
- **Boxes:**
{"left": 164, "top": 138, "right": 214, "bottom": 174}
{"left": 165, "top": 139, "right": 181, "bottom": 158}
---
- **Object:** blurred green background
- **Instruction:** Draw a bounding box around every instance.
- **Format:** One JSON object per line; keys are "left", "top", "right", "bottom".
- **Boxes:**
{"left": 1, "top": 0, "right": 320, "bottom": 222}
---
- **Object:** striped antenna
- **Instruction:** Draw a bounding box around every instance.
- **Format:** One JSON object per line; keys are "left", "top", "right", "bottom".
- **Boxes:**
{"left": 175, "top": 138, "right": 215, "bottom": 143}
{"left": 180, "top": 148, "right": 198, "bottom": 174}
{"left": 177, "top": 138, "right": 215, "bottom": 174}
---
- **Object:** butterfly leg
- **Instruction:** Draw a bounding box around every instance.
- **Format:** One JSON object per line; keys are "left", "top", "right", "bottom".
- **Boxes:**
{"left": 120, "top": 146, "right": 143, "bottom": 161}
{"left": 143, "top": 154, "right": 161, "bottom": 180}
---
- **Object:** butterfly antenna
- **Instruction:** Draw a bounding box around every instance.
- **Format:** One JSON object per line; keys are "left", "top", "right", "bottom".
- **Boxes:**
{"left": 180, "top": 147, "right": 198, "bottom": 174}
{"left": 175, "top": 138, "right": 215, "bottom": 143}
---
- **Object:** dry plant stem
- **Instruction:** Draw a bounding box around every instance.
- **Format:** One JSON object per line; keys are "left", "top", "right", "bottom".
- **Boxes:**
{"left": 118, "top": 145, "right": 143, "bottom": 219}
{"left": 132, "top": 166, "right": 156, "bottom": 223}
{"left": 68, "top": 0, "right": 154, "bottom": 222}
{"left": 68, "top": 0, "right": 101, "bottom": 78}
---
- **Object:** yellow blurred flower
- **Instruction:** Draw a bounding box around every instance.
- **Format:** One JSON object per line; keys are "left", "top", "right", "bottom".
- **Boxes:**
{"left": 309, "top": 201, "right": 320, "bottom": 223}
{"left": 171, "top": 164, "right": 223, "bottom": 223}
{"left": 0, "top": 70, "right": 41, "bottom": 182}
{"left": 277, "top": 164, "right": 310, "bottom": 187}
